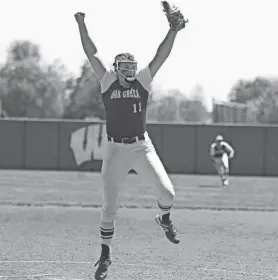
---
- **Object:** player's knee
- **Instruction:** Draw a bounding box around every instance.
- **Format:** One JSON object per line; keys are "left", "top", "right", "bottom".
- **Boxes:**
{"left": 101, "top": 206, "right": 118, "bottom": 223}
{"left": 168, "top": 187, "right": 175, "bottom": 202}
{"left": 161, "top": 185, "right": 175, "bottom": 205}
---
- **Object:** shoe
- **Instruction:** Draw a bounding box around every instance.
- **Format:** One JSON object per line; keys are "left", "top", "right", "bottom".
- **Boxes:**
{"left": 223, "top": 179, "right": 228, "bottom": 186}
{"left": 94, "top": 255, "right": 112, "bottom": 280}
{"left": 155, "top": 215, "right": 180, "bottom": 244}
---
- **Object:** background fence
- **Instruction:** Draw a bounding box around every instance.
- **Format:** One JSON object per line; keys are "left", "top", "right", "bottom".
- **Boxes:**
{"left": 0, "top": 119, "right": 277, "bottom": 176}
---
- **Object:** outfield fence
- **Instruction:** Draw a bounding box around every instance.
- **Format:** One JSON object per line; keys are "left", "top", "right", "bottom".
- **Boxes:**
{"left": 0, "top": 118, "right": 277, "bottom": 176}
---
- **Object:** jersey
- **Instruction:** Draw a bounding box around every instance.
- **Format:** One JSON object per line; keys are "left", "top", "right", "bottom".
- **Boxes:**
{"left": 99, "top": 66, "right": 152, "bottom": 138}
{"left": 210, "top": 141, "right": 234, "bottom": 158}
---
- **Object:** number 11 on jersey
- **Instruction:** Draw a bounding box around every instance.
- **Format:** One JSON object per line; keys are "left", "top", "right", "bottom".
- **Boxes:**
{"left": 133, "top": 102, "right": 142, "bottom": 113}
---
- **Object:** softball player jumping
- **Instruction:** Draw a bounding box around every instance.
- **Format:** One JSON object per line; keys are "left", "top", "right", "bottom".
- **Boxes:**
{"left": 74, "top": 3, "right": 188, "bottom": 279}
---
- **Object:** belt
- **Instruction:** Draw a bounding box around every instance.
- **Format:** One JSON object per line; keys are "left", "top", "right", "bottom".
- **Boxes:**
{"left": 107, "top": 134, "right": 145, "bottom": 144}
{"left": 213, "top": 154, "right": 223, "bottom": 158}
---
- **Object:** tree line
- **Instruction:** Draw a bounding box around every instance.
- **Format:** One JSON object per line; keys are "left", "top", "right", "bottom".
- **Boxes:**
{"left": 0, "top": 40, "right": 277, "bottom": 124}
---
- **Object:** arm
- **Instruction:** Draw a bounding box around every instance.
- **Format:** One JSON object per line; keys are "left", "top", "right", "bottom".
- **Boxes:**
{"left": 148, "top": 29, "right": 178, "bottom": 78}
{"left": 224, "top": 143, "right": 235, "bottom": 158}
{"left": 210, "top": 145, "right": 216, "bottom": 158}
{"left": 148, "top": 1, "right": 187, "bottom": 78}
{"left": 75, "top": 13, "right": 106, "bottom": 80}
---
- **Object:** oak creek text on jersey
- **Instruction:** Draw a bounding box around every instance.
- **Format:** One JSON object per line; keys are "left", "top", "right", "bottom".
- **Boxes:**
{"left": 110, "top": 88, "right": 140, "bottom": 99}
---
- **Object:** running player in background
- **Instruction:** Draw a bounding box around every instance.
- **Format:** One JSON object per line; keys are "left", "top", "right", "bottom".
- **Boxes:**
{"left": 74, "top": 4, "right": 187, "bottom": 280}
{"left": 210, "top": 135, "right": 235, "bottom": 186}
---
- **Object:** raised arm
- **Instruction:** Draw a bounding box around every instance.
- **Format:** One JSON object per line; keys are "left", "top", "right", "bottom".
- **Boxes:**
{"left": 74, "top": 13, "right": 106, "bottom": 80}
{"left": 148, "top": 1, "right": 188, "bottom": 78}
{"left": 149, "top": 29, "right": 178, "bottom": 78}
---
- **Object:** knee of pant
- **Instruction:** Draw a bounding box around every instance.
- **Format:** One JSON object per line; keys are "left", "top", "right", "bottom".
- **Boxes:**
{"left": 161, "top": 186, "right": 175, "bottom": 205}
{"left": 169, "top": 187, "right": 175, "bottom": 202}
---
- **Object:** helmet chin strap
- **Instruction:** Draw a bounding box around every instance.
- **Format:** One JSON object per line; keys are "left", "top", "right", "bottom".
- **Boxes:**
{"left": 117, "top": 70, "right": 136, "bottom": 82}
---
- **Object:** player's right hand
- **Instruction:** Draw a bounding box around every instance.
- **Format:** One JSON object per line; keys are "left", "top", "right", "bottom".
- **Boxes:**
{"left": 74, "top": 12, "right": 85, "bottom": 23}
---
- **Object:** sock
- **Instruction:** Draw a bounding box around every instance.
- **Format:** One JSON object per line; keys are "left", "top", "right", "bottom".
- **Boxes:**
{"left": 162, "top": 212, "right": 170, "bottom": 223}
{"left": 101, "top": 244, "right": 110, "bottom": 258}
{"left": 158, "top": 202, "right": 172, "bottom": 223}
{"left": 100, "top": 225, "right": 114, "bottom": 249}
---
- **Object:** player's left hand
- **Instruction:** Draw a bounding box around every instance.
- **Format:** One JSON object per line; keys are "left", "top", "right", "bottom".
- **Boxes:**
{"left": 161, "top": 1, "right": 189, "bottom": 32}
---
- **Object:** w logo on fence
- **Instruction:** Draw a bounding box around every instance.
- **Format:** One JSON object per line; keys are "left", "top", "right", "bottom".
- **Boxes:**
{"left": 69, "top": 123, "right": 107, "bottom": 166}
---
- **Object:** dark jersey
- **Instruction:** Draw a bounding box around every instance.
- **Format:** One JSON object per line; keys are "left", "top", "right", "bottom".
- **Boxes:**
{"left": 214, "top": 145, "right": 227, "bottom": 157}
{"left": 100, "top": 66, "right": 152, "bottom": 138}
{"left": 210, "top": 142, "right": 233, "bottom": 158}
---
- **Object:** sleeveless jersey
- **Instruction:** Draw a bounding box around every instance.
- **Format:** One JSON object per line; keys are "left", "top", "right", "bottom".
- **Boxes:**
{"left": 99, "top": 66, "right": 152, "bottom": 138}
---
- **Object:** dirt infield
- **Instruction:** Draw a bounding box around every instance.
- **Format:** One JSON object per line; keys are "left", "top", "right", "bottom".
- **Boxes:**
{"left": 0, "top": 171, "right": 277, "bottom": 279}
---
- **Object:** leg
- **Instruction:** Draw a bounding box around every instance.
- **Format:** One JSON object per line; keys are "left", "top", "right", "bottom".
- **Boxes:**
{"left": 131, "top": 135, "right": 179, "bottom": 244}
{"left": 221, "top": 153, "right": 229, "bottom": 186}
{"left": 214, "top": 158, "right": 224, "bottom": 183}
{"left": 95, "top": 142, "right": 130, "bottom": 280}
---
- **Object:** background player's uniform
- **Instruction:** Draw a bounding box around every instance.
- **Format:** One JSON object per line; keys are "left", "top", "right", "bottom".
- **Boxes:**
{"left": 99, "top": 66, "right": 175, "bottom": 247}
{"left": 210, "top": 141, "right": 234, "bottom": 186}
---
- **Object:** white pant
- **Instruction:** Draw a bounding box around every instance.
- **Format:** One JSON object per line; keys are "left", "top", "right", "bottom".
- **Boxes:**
{"left": 100, "top": 132, "right": 175, "bottom": 224}
{"left": 213, "top": 153, "right": 229, "bottom": 176}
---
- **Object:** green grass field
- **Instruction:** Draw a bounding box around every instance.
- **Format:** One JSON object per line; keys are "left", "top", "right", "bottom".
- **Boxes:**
{"left": 0, "top": 171, "right": 277, "bottom": 280}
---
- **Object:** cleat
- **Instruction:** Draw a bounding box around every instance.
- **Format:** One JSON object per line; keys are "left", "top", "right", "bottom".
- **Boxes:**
{"left": 94, "top": 255, "right": 112, "bottom": 280}
{"left": 155, "top": 215, "right": 180, "bottom": 244}
{"left": 223, "top": 179, "right": 228, "bottom": 186}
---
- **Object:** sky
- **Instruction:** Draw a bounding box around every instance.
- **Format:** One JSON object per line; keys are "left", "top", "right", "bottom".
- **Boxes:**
{"left": 1, "top": 0, "right": 278, "bottom": 109}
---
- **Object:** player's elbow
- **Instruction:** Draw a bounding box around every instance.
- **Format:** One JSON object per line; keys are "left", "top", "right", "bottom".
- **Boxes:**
{"left": 149, "top": 54, "right": 167, "bottom": 78}
{"left": 87, "top": 55, "right": 106, "bottom": 80}
{"left": 81, "top": 36, "right": 97, "bottom": 55}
